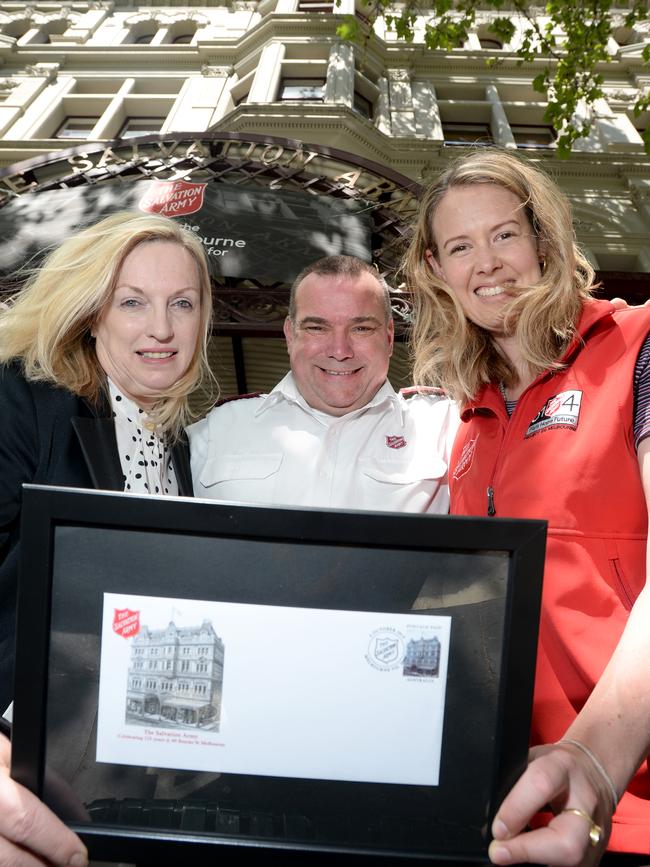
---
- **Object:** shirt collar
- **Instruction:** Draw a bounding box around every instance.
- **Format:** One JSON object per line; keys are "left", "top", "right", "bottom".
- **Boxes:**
{"left": 255, "top": 372, "right": 401, "bottom": 421}
{"left": 108, "top": 378, "right": 148, "bottom": 423}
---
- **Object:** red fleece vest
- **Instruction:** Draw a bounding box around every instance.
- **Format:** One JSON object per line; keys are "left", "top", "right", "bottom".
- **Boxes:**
{"left": 450, "top": 300, "right": 650, "bottom": 853}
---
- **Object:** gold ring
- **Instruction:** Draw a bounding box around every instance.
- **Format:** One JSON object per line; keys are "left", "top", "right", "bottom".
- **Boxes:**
{"left": 561, "top": 808, "right": 602, "bottom": 847}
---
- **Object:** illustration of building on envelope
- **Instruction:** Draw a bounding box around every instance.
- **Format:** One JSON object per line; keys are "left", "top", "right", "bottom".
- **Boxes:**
{"left": 125, "top": 619, "right": 225, "bottom": 731}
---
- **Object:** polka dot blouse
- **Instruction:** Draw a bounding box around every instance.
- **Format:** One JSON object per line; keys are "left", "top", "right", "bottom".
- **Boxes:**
{"left": 109, "top": 380, "right": 178, "bottom": 497}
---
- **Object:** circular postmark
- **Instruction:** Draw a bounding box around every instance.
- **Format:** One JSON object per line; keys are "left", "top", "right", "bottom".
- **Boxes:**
{"left": 365, "top": 627, "right": 405, "bottom": 672}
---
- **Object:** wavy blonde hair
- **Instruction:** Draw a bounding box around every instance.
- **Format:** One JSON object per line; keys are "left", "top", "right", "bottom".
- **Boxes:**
{"left": 404, "top": 150, "right": 595, "bottom": 402}
{"left": 0, "top": 211, "right": 215, "bottom": 439}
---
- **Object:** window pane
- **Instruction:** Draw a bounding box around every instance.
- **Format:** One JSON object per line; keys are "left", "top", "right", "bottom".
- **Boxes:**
{"left": 55, "top": 117, "right": 99, "bottom": 139}
{"left": 119, "top": 118, "right": 166, "bottom": 139}
{"left": 298, "top": 1, "right": 334, "bottom": 10}
{"left": 511, "top": 125, "right": 555, "bottom": 147}
{"left": 479, "top": 37, "right": 503, "bottom": 49}
{"left": 353, "top": 91, "right": 373, "bottom": 119}
{"left": 442, "top": 123, "right": 493, "bottom": 145}
{"left": 279, "top": 79, "right": 324, "bottom": 101}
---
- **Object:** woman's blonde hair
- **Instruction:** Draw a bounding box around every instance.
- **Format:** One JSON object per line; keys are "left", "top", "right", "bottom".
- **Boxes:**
{"left": 404, "top": 149, "right": 595, "bottom": 402}
{"left": 0, "top": 210, "right": 215, "bottom": 439}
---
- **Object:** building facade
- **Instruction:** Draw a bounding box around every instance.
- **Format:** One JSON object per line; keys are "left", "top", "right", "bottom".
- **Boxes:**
{"left": 0, "top": 1, "right": 647, "bottom": 390}
{"left": 403, "top": 635, "right": 441, "bottom": 677}
{"left": 126, "top": 618, "right": 225, "bottom": 728}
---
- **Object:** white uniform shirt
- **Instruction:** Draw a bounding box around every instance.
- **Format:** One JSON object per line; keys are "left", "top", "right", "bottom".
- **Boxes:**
{"left": 188, "top": 373, "right": 459, "bottom": 513}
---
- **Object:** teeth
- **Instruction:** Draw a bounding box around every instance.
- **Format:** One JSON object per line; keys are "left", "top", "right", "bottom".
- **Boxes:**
{"left": 323, "top": 369, "right": 356, "bottom": 376}
{"left": 140, "top": 352, "right": 174, "bottom": 359}
{"left": 475, "top": 285, "right": 507, "bottom": 297}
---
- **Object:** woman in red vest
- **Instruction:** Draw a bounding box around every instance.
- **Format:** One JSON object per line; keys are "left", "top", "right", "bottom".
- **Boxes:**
{"left": 405, "top": 149, "right": 650, "bottom": 865}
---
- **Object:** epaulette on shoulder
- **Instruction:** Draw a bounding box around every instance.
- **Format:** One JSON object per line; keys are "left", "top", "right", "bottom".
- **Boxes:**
{"left": 399, "top": 385, "right": 448, "bottom": 398}
{"left": 214, "top": 391, "right": 263, "bottom": 408}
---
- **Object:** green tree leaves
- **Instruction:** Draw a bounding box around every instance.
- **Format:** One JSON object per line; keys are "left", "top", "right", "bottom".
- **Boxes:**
{"left": 336, "top": 0, "right": 649, "bottom": 156}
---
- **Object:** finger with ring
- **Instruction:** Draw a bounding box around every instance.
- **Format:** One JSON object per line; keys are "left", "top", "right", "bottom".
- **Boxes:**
{"left": 561, "top": 808, "right": 602, "bottom": 847}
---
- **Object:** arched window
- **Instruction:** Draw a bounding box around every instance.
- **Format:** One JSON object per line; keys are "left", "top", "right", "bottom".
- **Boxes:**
{"left": 2, "top": 19, "right": 32, "bottom": 40}
{"left": 613, "top": 26, "right": 643, "bottom": 47}
{"left": 30, "top": 18, "right": 69, "bottom": 44}
{"left": 479, "top": 37, "right": 503, "bottom": 50}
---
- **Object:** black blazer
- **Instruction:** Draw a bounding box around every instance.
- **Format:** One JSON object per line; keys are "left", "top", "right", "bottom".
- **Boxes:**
{"left": 0, "top": 363, "right": 193, "bottom": 711}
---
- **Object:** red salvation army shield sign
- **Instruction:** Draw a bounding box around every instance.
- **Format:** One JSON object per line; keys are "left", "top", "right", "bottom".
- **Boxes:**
{"left": 138, "top": 179, "right": 207, "bottom": 217}
{"left": 113, "top": 608, "right": 140, "bottom": 639}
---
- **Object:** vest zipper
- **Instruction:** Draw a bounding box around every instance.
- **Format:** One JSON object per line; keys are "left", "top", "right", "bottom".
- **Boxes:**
{"left": 484, "top": 373, "right": 549, "bottom": 519}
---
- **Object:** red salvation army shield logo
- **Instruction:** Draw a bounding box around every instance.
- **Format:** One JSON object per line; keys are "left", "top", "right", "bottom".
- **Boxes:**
{"left": 138, "top": 180, "right": 207, "bottom": 218}
{"left": 113, "top": 608, "right": 140, "bottom": 639}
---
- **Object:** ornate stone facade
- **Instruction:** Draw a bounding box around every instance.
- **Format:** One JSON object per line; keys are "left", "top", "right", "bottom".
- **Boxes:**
{"left": 126, "top": 619, "right": 225, "bottom": 729}
{"left": 0, "top": 1, "right": 646, "bottom": 389}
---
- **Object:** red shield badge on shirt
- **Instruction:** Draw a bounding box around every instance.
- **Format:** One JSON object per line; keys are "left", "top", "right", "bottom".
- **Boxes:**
{"left": 385, "top": 435, "right": 407, "bottom": 450}
{"left": 138, "top": 180, "right": 207, "bottom": 218}
{"left": 113, "top": 608, "right": 140, "bottom": 639}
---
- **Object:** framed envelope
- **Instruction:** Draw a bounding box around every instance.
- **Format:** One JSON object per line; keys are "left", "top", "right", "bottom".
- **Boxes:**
{"left": 12, "top": 485, "right": 546, "bottom": 865}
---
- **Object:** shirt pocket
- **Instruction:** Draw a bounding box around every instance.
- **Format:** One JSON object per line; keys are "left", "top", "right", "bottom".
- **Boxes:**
{"left": 198, "top": 453, "right": 283, "bottom": 487}
{"left": 359, "top": 456, "right": 448, "bottom": 486}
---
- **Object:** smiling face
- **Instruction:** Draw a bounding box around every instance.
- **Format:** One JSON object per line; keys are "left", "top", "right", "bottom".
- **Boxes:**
{"left": 428, "top": 183, "right": 543, "bottom": 339}
{"left": 283, "top": 270, "right": 394, "bottom": 416}
{"left": 93, "top": 240, "right": 202, "bottom": 408}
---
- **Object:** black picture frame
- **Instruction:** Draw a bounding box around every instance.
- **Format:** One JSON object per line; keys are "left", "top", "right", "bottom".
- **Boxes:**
{"left": 12, "top": 484, "right": 546, "bottom": 865}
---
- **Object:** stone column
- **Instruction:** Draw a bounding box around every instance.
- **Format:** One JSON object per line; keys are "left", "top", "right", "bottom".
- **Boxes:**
{"left": 324, "top": 41, "right": 354, "bottom": 107}
{"left": 592, "top": 96, "right": 645, "bottom": 151}
{"left": 0, "top": 76, "right": 49, "bottom": 137}
{"left": 412, "top": 80, "right": 442, "bottom": 140}
{"left": 93, "top": 78, "right": 136, "bottom": 138}
{"left": 375, "top": 75, "right": 391, "bottom": 135}
{"left": 486, "top": 84, "right": 516, "bottom": 147}
{"left": 388, "top": 68, "right": 415, "bottom": 136}
{"left": 167, "top": 69, "right": 233, "bottom": 131}
{"left": 3, "top": 64, "right": 72, "bottom": 139}
{"left": 248, "top": 42, "right": 285, "bottom": 103}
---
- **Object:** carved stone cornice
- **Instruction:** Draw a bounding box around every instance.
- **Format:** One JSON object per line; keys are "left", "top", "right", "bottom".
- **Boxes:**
{"left": 602, "top": 86, "right": 639, "bottom": 104}
{"left": 0, "top": 77, "right": 19, "bottom": 93}
{"left": 202, "top": 63, "right": 234, "bottom": 77}
{"left": 23, "top": 62, "right": 60, "bottom": 80}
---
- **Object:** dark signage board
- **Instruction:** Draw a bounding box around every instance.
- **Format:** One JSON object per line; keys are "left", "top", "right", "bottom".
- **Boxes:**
{"left": 13, "top": 485, "right": 546, "bottom": 866}
{"left": 0, "top": 179, "right": 371, "bottom": 283}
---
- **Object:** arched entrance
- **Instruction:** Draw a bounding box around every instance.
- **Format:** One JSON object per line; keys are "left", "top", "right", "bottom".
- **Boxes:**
{"left": 0, "top": 132, "right": 422, "bottom": 393}
{"left": 0, "top": 133, "right": 641, "bottom": 393}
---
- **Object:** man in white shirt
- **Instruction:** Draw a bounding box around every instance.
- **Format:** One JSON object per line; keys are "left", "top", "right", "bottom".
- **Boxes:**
{"left": 188, "top": 255, "right": 459, "bottom": 513}
{"left": 0, "top": 257, "right": 457, "bottom": 867}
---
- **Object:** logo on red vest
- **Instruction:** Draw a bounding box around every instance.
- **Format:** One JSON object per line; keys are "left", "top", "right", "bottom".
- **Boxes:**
{"left": 113, "top": 608, "right": 140, "bottom": 639}
{"left": 525, "top": 389, "right": 582, "bottom": 438}
{"left": 452, "top": 435, "right": 478, "bottom": 482}
{"left": 138, "top": 180, "right": 207, "bottom": 218}
{"left": 385, "top": 435, "right": 407, "bottom": 450}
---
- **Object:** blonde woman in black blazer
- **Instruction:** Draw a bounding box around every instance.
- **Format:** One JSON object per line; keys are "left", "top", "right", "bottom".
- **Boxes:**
{"left": 0, "top": 212, "right": 215, "bottom": 711}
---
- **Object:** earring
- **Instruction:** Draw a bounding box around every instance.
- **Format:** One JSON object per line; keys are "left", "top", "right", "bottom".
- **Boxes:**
{"left": 539, "top": 260, "right": 546, "bottom": 275}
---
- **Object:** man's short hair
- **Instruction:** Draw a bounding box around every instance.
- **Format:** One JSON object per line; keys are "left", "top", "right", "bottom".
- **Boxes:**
{"left": 289, "top": 256, "right": 393, "bottom": 323}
